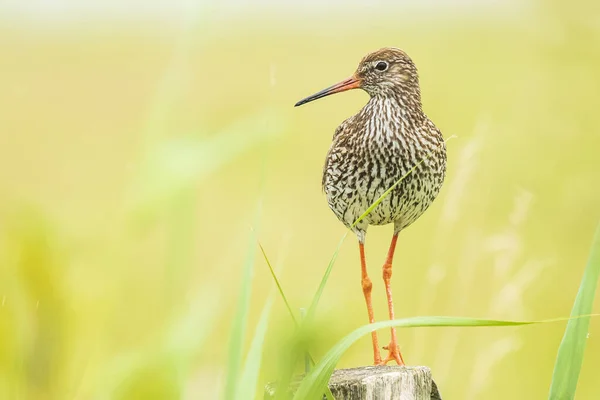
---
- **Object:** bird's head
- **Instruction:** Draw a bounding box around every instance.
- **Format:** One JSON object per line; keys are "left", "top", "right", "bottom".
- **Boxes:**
{"left": 295, "top": 47, "right": 419, "bottom": 107}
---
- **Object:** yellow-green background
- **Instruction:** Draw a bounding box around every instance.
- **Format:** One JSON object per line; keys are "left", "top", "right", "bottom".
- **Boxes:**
{"left": 1, "top": 1, "right": 599, "bottom": 399}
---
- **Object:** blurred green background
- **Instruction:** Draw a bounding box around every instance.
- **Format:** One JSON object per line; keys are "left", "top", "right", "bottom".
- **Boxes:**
{"left": 1, "top": 0, "right": 599, "bottom": 399}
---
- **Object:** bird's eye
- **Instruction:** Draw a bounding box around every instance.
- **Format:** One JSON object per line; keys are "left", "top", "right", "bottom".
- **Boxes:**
{"left": 375, "top": 61, "right": 388, "bottom": 71}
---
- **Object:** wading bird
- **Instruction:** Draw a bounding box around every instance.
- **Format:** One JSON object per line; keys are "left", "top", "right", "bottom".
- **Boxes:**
{"left": 295, "top": 48, "right": 447, "bottom": 365}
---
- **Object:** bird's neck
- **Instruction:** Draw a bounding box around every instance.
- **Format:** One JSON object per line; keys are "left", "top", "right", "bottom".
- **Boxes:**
{"left": 365, "top": 91, "right": 426, "bottom": 128}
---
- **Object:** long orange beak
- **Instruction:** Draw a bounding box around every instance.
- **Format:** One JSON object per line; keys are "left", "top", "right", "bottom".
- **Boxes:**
{"left": 294, "top": 76, "right": 361, "bottom": 107}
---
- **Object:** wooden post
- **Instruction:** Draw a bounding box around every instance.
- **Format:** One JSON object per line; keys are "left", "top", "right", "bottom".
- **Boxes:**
{"left": 264, "top": 366, "right": 442, "bottom": 399}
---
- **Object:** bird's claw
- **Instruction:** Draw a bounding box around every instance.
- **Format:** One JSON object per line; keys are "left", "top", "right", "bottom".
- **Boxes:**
{"left": 378, "top": 342, "right": 405, "bottom": 366}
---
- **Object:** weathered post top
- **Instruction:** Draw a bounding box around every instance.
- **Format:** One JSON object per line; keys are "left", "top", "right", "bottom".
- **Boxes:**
{"left": 264, "top": 366, "right": 442, "bottom": 400}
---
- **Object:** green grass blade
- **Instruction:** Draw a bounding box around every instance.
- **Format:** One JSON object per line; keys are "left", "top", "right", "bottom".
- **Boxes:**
{"left": 548, "top": 223, "right": 600, "bottom": 400}
{"left": 300, "top": 308, "right": 311, "bottom": 374}
{"left": 258, "top": 241, "right": 298, "bottom": 326}
{"left": 236, "top": 293, "right": 275, "bottom": 400}
{"left": 258, "top": 241, "right": 335, "bottom": 400}
{"left": 223, "top": 226, "right": 259, "bottom": 400}
{"left": 236, "top": 240, "right": 284, "bottom": 400}
{"left": 304, "top": 232, "right": 349, "bottom": 324}
{"left": 293, "top": 316, "right": 567, "bottom": 400}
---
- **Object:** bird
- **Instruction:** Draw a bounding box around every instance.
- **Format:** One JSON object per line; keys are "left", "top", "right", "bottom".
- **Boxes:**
{"left": 294, "top": 47, "right": 447, "bottom": 365}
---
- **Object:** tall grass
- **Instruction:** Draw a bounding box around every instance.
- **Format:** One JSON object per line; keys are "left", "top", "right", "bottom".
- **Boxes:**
{"left": 549, "top": 224, "right": 600, "bottom": 399}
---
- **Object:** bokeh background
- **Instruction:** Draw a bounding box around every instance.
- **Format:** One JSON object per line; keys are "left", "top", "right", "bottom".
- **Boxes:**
{"left": 1, "top": 0, "right": 600, "bottom": 399}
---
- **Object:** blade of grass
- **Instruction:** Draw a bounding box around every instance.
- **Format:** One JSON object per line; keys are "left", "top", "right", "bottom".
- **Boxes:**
{"left": 259, "top": 241, "right": 297, "bottom": 326}
{"left": 300, "top": 308, "right": 311, "bottom": 374}
{"left": 223, "top": 224, "right": 260, "bottom": 400}
{"left": 258, "top": 241, "right": 335, "bottom": 400}
{"left": 236, "top": 293, "right": 275, "bottom": 400}
{"left": 236, "top": 236, "right": 289, "bottom": 400}
{"left": 548, "top": 223, "right": 600, "bottom": 400}
{"left": 304, "top": 232, "right": 349, "bottom": 325}
{"left": 293, "top": 315, "right": 589, "bottom": 400}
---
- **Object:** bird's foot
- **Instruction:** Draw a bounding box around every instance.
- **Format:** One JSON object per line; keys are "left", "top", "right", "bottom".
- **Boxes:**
{"left": 378, "top": 342, "right": 405, "bottom": 366}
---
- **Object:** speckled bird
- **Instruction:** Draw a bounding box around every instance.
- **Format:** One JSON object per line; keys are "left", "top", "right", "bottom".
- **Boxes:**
{"left": 295, "top": 47, "right": 447, "bottom": 365}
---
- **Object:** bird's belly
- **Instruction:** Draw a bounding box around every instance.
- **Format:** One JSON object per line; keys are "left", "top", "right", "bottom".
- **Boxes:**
{"left": 324, "top": 163, "right": 444, "bottom": 231}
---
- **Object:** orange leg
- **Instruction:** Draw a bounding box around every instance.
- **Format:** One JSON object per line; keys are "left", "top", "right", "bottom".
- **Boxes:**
{"left": 380, "top": 233, "right": 405, "bottom": 366}
{"left": 359, "top": 242, "right": 382, "bottom": 365}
